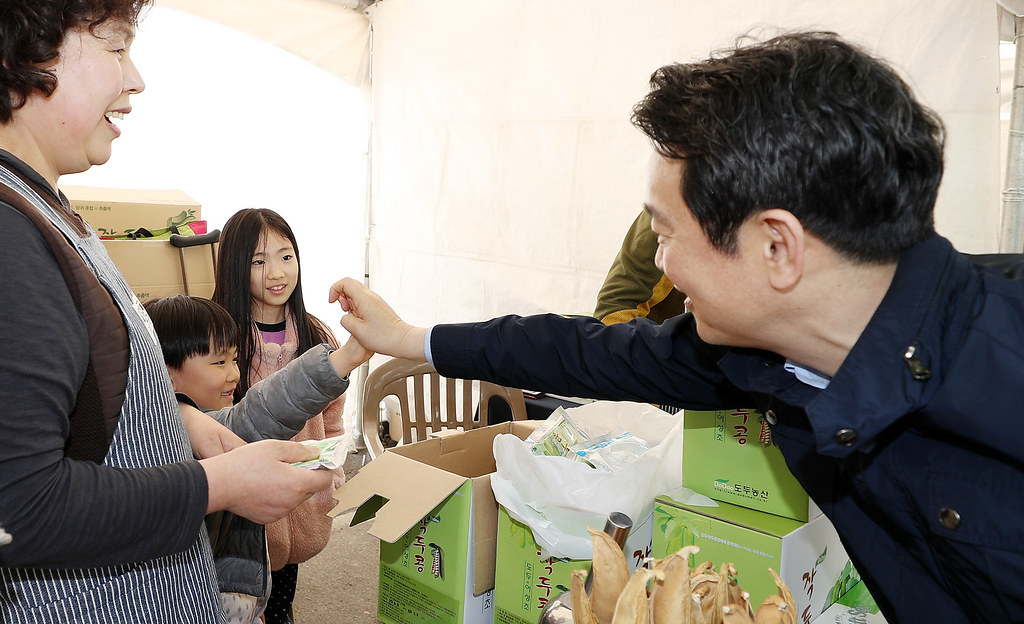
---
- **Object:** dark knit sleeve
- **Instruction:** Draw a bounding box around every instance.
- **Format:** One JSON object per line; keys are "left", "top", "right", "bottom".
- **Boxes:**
{"left": 0, "top": 203, "right": 208, "bottom": 568}
{"left": 430, "top": 313, "right": 745, "bottom": 410}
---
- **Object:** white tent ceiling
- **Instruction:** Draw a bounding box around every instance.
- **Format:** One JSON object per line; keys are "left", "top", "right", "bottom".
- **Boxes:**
{"left": 158, "top": 0, "right": 370, "bottom": 88}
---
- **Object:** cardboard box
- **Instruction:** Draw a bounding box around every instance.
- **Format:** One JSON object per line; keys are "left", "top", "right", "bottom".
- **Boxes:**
{"left": 814, "top": 581, "right": 888, "bottom": 624}
{"left": 653, "top": 490, "right": 854, "bottom": 623}
{"left": 683, "top": 408, "right": 819, "bottom": 521}
{"left": 101, "top": 238, "right": 217, "bottom": 301}
{"left": 62, "top": 185, "right": 213, "bottom": 300}
{"left": 493, "top": 505, "right": 654, "bottom": 624}
{"left": 63, "top": 185, "right": 201, "bottom": 238}
{"left": 330, "top": 421, "right": 541, "bottom": 624}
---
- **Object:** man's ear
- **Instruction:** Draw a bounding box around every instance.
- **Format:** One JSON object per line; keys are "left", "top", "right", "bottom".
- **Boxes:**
{"left": 758, "top": 209, "right": 804, "bottom": 292}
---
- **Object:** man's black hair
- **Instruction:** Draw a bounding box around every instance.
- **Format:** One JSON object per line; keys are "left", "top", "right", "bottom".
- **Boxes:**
{"left": 631, "top": 31, "right": 944, "bottom": 262}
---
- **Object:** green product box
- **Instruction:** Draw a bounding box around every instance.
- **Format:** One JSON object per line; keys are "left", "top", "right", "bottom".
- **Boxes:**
{"left": 493, "top": 506, "right": 654, "bottom": 624}
{"left": 683, "top": 408, "right": 819, "bottom": 521}
{"left": 813, "top": 581, "right": 888, "bottom": 624}
{"left": 653, "top": 490, "right": 855, "bottom": 623}
{"left": 331, "top": 421, "right": 541, "bottom": 624}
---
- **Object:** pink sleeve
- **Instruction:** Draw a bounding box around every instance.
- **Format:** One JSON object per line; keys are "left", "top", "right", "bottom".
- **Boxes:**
{"left": 322, "top": 393, "right": 346, "bottom": 439}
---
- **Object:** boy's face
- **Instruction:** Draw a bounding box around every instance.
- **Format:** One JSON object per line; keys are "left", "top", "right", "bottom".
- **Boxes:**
{"left": 168, "top": 344, "right": 240, "bottom": 410}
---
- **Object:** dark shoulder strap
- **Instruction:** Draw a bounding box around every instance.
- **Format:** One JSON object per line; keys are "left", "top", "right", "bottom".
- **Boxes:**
{"left": 0, "top": 184, "right": 129, "bottom": 464}
{"left": 175, "top": 392, "right": 200, "bottom": 410}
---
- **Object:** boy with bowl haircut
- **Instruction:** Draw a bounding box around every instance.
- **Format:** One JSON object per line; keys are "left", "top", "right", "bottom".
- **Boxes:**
{"left": 144, "top": 295, "right": 364, "bottom": 623}
{"left": 144, "top": 295, "right": 364, "bottom": 443}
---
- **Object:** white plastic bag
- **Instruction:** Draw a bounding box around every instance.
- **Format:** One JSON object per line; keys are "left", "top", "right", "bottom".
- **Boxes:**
{"left": 490, "top": 401, "right": 682, "bottom": 560}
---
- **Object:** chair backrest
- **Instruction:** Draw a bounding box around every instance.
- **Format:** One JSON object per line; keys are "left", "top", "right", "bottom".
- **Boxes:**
{"left": 361, "top": 357, "right": 528, "bottom": 459}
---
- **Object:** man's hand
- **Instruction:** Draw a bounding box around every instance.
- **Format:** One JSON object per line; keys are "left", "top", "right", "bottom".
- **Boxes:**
{"left": 200, "top": 439, "right": 334, "bottom": 524}
{"left": 328, "top": 278, "right": 427, "bottom": 361}
{"left": 180, "top": 403, "right": 245, "bottom": 458}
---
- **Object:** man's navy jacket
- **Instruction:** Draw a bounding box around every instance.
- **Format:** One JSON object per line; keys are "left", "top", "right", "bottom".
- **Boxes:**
{"left": 430, "top": 235, "right": 1024, "bottom": 624}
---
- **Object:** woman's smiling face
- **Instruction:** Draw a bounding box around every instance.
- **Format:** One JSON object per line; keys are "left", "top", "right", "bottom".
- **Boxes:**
{"left": 18, "top": 20, "right": 144, "bottom": 186}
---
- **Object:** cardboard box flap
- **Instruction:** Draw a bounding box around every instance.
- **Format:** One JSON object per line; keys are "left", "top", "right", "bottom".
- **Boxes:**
{"left": 329, "top": 450, "right": 469, "bottom": 543}
{"left": 334, "top": 421, "right": 545, "bottom": 605}
{"left": 470, "top": 473, "right": 497, "bottom": 595}
{"left": 656, "top": 493, "right": 803, "bottom": 538}
{"left": 396, "top": 422, "right": 509, "bottom": 477}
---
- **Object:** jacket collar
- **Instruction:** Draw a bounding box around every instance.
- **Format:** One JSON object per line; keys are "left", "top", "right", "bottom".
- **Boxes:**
{"left": 716, "top": 235, "right": 960, "bottom": 458}
{"left": 805, "top": 235, "right": 959, "bottom": 457}
{"left": 249, "top": 308, "right": 299, "bottom": 384}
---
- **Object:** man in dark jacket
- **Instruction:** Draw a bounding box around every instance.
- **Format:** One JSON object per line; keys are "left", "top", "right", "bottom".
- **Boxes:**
{"left": 330, "top": 32, "right": 1024, "bottom": 624}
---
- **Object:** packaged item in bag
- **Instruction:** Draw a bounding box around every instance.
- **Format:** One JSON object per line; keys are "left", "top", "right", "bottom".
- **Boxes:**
{"left": 491, "top": 401, "right": 683, "bottom": 560}
{"left": 573, "top": 431, "right": 651, "bottom": 471}
{"left": 526, "top": 406, "right": 590, "bottom": 458}
{"left": 292, "top": 435, "right": 346, "bottom": 470}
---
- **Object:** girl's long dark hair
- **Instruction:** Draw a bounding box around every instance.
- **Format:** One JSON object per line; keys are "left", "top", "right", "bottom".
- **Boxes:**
{"left": 212, "top": 208, "right": 335, "bottom": 401}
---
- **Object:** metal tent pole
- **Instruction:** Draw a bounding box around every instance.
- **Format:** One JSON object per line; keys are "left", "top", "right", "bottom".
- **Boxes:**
{"left": 351, "top": 18, "right": 374, "bottom": 452}
{"left": 1000, "top": 15, "right": 1024, "bottom": 252}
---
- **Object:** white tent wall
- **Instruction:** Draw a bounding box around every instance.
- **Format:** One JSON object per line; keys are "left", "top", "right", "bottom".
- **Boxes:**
{"left": 367, "top": 0, "right": 1001, "bottom": 328}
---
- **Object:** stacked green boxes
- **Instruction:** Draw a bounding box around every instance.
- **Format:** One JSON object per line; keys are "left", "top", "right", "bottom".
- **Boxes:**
{"left": 683, "top": 408, "right": 818, "bottom": 521}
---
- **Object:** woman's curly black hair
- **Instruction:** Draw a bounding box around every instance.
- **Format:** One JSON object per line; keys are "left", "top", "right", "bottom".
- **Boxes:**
{"left": 0, "top": 0, "right": 151, "bottom": 123}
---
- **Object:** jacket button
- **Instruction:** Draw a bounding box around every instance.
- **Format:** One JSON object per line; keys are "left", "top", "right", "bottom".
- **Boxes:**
{"left": 939, "top": 508, "right": 961, "bottom": 530}
{"left": 834, "top": 429, "right": 857, "bottom": 446}
{"left": 764, "top": 410, "right": 778, "bottom": 425}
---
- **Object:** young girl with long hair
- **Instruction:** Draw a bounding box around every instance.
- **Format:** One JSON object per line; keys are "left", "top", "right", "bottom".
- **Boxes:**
{"left": 213, "top": 208, "right": 347, "bottom": 624}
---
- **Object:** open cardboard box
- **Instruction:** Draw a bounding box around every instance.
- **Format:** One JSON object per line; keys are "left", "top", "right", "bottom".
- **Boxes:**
{"left": 330, "top": 420, "right": 541, "bottom": 624}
